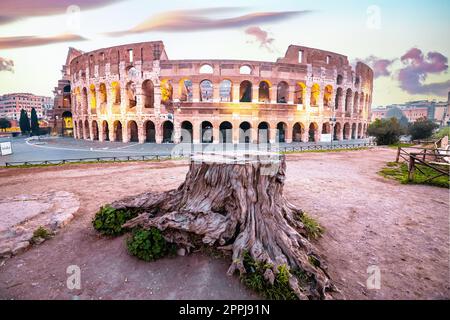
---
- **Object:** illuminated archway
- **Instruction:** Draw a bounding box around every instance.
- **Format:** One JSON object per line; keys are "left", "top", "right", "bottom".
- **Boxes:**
{"left": 126, "top": 81, "right": 137, "bottom": 109}
{"left": 310, "top": 84, "right": 320, "bottom": 107}
{"left": 89, "top": 84, "right": 97, "bottom": 113}
{"left": 160, "top": 79, "right": 173, "bottom": 106}
{"left": 323, "top": 85, "right": 333, "bottom": 108}
{"left": 239, "top": 81, "right": 252, "bottom": 103}
{"left": 179, "top": 79, "right": 193, "bottom": 102}
{"left": 258, "top": 81, "right": 270, "bottom": 103}
{"left": 295, "top": 82, "right": 306, "bottom": 105}
{"left": 99, "top": 83, "right": 107, "bottom": 113}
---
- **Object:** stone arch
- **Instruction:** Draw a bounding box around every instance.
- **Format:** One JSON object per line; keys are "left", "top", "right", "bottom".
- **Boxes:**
{"left": 219, "top": 121, "right": 233, "bottom": 143}
{"left": 162, "top": 120, "right": 174, "bottom": 143}
{"left": 219, "top": 79, "right": 232, "bottom": 102}
{"left": 323, "top": 85, "right": 333, "bottom": 108}
{"left": 335, "top": 87, "right": 343, "bottom": 111}
{"left": 180, "top": 121, "right": 193, "bottom": 143}
{"left": 345, "top": 89, "right": 352, "bottom": 112}
{"left": 240, "top": 80, "right": 252, "bottom": 102}
{"left": 179, "top": 79, "right": 193, "bottom": 102}
{"left": 343, "top": 122, "right": 351, "bottom": 140}
{"left": 308, "top": 122, "right": 319, "bottom": 142}
{"left": 292, "top": 122, "right": 305, "bottom": 142}
{"left": 201, "top": 121, "right": 213, "bottom": 143}
{"left": 310, "top": 84, "right": 320, "bottom": 107}
{"left": 351, "top": 123, "right": 357, "bottom": 139}
{"left": 128, "top": 120, "right": 138, "bottom": 142}
{"left": 334, "top": 122, "right": 341, "bottom": 141}
{"left": 259, "top": 81, "right": 270, "bottom": 103}
{"left": 257, "top": 122, "right": 270, "bottom": 144}
{"left": 111, "top": 82, "right": 121, "bottom": 113}
{"left": 89, "top": 84, "right": 97, "bottom": 113}
{"left": 337, "top": 74, "right": 343, "bottom": 85}
{"left": 295, "top": 82, "right": 306, "bottom": 105}
{"left": 142, "top": 80, "right": 155, "bottom": 108}
{"left": 91, "top": 120, "right": 99, "bottom": 140}
{"left": 84, "top": 119, "right": 89, "bottom": 139}
{"left": 353, "top": 92, "right": 359, "bottom": 113}
{"left": 102, "top": 120, "right": 110, "bottom": 141}
{"left": 200, "top": 79, "right": 213, "bottom": 102}
{"left": 126, "top": 81, "right": 137, "bottom": 110}
{"left": 277, "top": 122, "right": 287, "bottom": 142}
{"left": 99, "top": 83, "right": 107, "bottom": 113}
{"left": 82, "top": 87, "right": 88, "bottom": 114}
{"left": 160, "top": 79, "right": 173, "bottom": 106}
{"left": 144, "top": 120, "right": 156, "bottom": 143}
{"left": 277, "top": 81, "right": 289, "bottom": 104}
{"left": 239, "top": 121, "right": 252, "bottom": 143}
{"left": 322, "top": 122, "right": 331, "bottom": 134}
{"left": 113, "top": 120, "right": 123, "bottom": 142}
{"left": 199, "top": 64, "right": 213, "bottom": 74}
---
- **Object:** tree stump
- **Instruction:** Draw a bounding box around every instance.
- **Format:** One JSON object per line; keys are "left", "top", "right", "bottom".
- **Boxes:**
{"left": 111, "top": 151, "right": 334, "bottom": 299}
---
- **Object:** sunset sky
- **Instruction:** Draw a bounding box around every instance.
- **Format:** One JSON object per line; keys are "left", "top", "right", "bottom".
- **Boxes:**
{"left": 0, "top": 0, "right": 449, "bottom": 106}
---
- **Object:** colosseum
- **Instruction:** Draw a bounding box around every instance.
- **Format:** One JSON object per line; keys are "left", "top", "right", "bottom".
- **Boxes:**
{"left": 68, "top": 41, "right": 373, "bottom": 144}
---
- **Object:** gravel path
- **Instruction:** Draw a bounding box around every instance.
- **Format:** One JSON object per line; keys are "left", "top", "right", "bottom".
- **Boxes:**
{"left": 0, "top": 147, "right": 448, "bottom": 299}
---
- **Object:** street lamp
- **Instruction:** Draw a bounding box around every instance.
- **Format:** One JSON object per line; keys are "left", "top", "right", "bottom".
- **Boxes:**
{"left": 329, "top": 102, "right": 337, "bottom": 149}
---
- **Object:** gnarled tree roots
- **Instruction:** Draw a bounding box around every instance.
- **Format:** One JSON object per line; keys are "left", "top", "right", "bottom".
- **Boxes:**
{"left": 112, "top": 151, "right": 335, "bottom": 299}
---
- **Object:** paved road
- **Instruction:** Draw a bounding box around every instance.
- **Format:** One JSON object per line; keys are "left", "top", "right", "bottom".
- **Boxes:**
{"left": 0, "top": 136, "right": 372, "bottom": 165}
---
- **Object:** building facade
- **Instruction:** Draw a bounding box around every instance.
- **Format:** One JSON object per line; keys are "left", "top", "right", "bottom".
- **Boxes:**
{"left": 0, "top": 93, "right": 53, "bottom": 121}
{"left": 69, "top": 41, "right": 373, "bottom": 144}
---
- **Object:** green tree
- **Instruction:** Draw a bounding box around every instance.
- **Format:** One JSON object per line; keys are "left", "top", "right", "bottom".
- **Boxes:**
{"left": 368, "top": 117, "right": 404, "bottom": 145}
{"left": 408, "top": 117, "right": 439, "bottom": 140}
{"left": 386, "top": 106, "right": 409, "bottom": 128}
{"left": 30, "top": 107, "right": 39, "bottom": 136}
{"left": 0, "top": 118, "right": 12, "bottom": 131}
{"left": 433, "top": 127, "right": 450, "bottom": 140}
{"left": 19, "top": 109, "right": 30, "bottom": 134}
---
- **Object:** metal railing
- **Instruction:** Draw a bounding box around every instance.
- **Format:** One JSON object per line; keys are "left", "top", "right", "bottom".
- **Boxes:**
{"left": 3, "top": 142, "right": 376, "bottom": 167}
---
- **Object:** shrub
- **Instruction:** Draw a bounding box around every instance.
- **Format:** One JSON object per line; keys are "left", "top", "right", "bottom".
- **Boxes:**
{"left": 240, "top": 252, "right": 312, "bottom": 300}
{"left": 126, "top": 227, "right": 175, "bottom": 261}
{"left": 433, "top": 127, "right": 450, "bottom": 140}
{"left": 298, "top": 212, "right": 324, "bottom": 240}
{"left": 368, "top": 118, "right": 405, "bottom": 145}
{"left": 32, "top": 226, "right": 52, "bottom": 243}
{"left": 92, "top": 205, "right": 139, "bottom": 236}
{"left": 408, "top": 117, "right": 438, "bottom": 140}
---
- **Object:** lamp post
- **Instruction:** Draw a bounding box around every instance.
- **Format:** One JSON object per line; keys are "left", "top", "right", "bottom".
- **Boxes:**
{"left": 329, "top": 102, "right": 337, "bottom": 149}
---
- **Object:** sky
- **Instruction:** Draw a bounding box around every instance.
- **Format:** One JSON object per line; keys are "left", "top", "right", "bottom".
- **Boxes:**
{"left": 0, "top": 0, "right": 449, "bottom": 106}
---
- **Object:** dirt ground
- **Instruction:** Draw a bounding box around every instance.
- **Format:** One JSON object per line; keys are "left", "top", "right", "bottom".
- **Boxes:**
{"left": 0, "top": 147, "right": 448, "bottom": 300}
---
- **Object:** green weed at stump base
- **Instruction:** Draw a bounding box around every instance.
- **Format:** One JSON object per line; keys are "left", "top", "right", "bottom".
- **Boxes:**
{"left": 298, "top": 212, "right": 324, "bottom": 240}
{"left": 92, "top": 205, "right": 141, "bottom": 236}
{"left": 126, "top": 227, "right": 176, "bottom": 262}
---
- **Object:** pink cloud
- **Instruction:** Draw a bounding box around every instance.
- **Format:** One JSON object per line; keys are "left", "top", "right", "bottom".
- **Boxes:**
{"left": 360, "top": 56, "right": 395, "bottom": 78}
{"left": 0, "top": 33, "right": 86, "bottom": 49}
{"left": 245, "top": 26, "right": 274, "bottom": 51}
{"left": 0, "top": 57, "right": 14, "bottom": 73}
{"left": 399, "top": 48, "right": 450, "bottom": 95}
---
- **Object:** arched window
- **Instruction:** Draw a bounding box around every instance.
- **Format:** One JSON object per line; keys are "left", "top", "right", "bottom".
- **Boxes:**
{"left": 259, "top": 81, "right": 270, "bottom": 103}
{"left": 323, "top": 85, "right": 333, "bottom": 108}
{"left": 89, "top": 84, "right": 97, "bottom": 112}
{"left": 200, "top": 80, "right": 213, "bottom": 102}
{"left": 277, "top": 82, "right": 289, "bottom": 104}
{"left": 295, "top": 82, "right": 306, "bottom": 105}
{"left": 292, "top": 123, "right": 304, "bottom": 142}
{"left": 219, "top": 80, "right": 232, "bottom": 102}
{"left": 345, "top": 89, "right": 352, "bottom": 112}
{"left": 142, "top": 80, "right": 154, "bottom": 108}
{"left": 336, "top": 75, "right": 343, "bottom": 85}
{"left": 82, "top": 87, "right": 88, "bottom": 113}
{"left": 99, "top": 83, "right": 107, "bottom": 105}
{"left": 111, "top": 82, "right": 121, "bottom": 105}
{"left": 126, "top": 81, "right": 136, "bottom": 108}
{"left": 240, "top": 81, "right": 252, "bottom": 103}
{"left": 310, "top": 84, "right": 320, "bottom": 107}
{"left": 201, "top": 121, "right": 213, "bottom": 143}
{"left": 335, "top": 88, "right": 343, "bottom": 110}
{"left": 239, "top": 65, "right": 252, "bottom": 75}
{"left": 160, "top": 79, "right": 173, "bottom": 105}
{"left": 179, "top": 79, "right": 193, "bottom": 102}
{"left": 199, "top": 64, "right": 213, "bottom": 74}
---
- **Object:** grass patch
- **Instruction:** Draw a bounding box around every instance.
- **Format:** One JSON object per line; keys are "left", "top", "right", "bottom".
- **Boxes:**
{"left": 281, "top": 147, "right": 368, "bottom": 155}
{"left": 297, "top": 212, "right": 324, "bottom": 240}
{"left": 31, "top": 226, "right": 52, "bottom": 244}
{"left": 92, "top": 205, "right": 142, "bottom": 236}
{"left": 379, "top": 162, "right": 449, "bottom": 188}
{"left": 126, "top": 227, "right": 176, "bottom": 261}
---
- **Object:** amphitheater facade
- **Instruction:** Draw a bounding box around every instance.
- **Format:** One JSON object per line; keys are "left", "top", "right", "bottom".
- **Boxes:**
{"left": 69, "top": 41, "right": 373, "bottom": 144}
